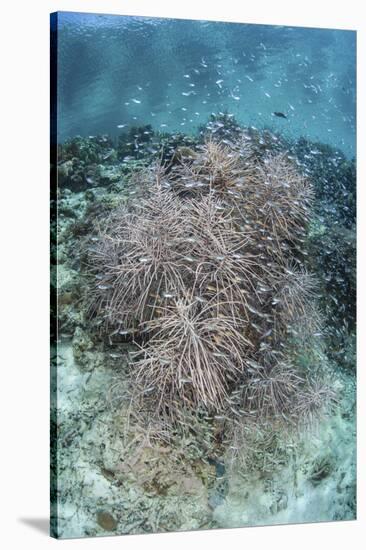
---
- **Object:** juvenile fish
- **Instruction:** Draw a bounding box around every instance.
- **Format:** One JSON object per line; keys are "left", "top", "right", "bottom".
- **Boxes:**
{"left": 273, "top": 112, "right": 287, "bottom": 119}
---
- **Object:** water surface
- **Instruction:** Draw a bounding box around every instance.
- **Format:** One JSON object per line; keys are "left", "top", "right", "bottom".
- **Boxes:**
{"left": 55, "top": 12, "right": 356, "bottom": 157}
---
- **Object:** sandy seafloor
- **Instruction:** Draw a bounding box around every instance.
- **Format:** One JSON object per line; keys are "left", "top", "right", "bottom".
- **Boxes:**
{"left": 51, "top": 182, "right": 356, "bottom": 539}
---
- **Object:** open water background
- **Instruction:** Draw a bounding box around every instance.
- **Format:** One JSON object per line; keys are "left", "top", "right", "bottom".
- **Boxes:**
{"left": 55, "top": 12, "right": 356, "bottom": 157}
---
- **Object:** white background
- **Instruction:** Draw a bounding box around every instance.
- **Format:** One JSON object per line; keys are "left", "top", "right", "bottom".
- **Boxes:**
{"left": 0, "top": 1, "right": 364, "bottom": 548}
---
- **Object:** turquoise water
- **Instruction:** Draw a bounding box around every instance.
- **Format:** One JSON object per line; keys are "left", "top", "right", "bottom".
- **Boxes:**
{"left": 55, "top": 12, "right": 356, "bottom": 157}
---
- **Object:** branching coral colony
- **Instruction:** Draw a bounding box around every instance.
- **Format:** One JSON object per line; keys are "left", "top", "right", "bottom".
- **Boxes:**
{"left": 86, "top": 137, "right": 337, "bottom": 456}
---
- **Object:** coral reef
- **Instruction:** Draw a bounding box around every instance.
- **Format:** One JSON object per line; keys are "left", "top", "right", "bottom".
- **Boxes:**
{"left": 52, "top": 119, "right": 356, "bottom": 537}
{"left": 293, "top": 139, "right": 356, "bottom": 369}
{"left": 85, "top": 134, "right": 335, "bottom": 442}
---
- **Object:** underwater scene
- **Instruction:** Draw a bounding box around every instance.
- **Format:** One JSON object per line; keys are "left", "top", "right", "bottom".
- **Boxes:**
{"left": 50, "top": 12, "right": 356, "bottom": 539}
